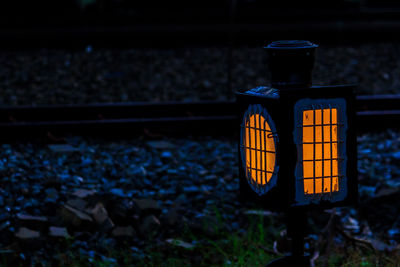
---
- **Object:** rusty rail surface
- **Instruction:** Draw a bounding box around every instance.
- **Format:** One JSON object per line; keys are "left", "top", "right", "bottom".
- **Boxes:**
{"left": 0, "top": 95, "right": 398, "bottom": 140}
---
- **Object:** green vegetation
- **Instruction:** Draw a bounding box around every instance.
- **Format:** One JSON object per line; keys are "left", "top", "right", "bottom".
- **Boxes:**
{"left": 4, "top": 208, "right": 399, "bottom": 266}
{"left": 138, "top": 212, "right": 279, "bottom": 267}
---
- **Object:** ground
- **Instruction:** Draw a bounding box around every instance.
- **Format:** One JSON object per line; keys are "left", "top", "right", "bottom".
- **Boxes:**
{"left": 1, "top": 43, "right": 400, "bottom": 106}
{"left": 0, "top": 130, "right": 399, "bottom": 266}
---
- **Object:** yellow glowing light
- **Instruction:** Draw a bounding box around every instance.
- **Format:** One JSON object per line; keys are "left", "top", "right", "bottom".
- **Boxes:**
{"left": 244, "top": 114, "right": 276, "bottom": 185}
{"left": 303, "top": 108, "right": 339, "bottom": 194}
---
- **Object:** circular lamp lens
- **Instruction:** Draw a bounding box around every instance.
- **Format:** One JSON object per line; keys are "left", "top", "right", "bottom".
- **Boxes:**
{"left": 240, "top": 104, "right": 278, "bottom": 195}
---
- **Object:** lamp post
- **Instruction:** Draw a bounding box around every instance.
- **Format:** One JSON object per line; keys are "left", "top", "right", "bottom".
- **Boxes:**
{"left": 236, "top": 40, "right": 357, "bottom": 266}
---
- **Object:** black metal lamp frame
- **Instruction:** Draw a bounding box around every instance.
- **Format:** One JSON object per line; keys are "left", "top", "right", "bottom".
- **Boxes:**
{"left": 236, "top": 41, "right": 358, "bottom": 267}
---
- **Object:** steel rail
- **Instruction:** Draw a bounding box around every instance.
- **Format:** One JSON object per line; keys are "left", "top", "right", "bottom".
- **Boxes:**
{"left": 3, "top": 19, "right": 400, "bottom": 48}
{"left": 0, "top": 95, "right": 398, "bottom": 140}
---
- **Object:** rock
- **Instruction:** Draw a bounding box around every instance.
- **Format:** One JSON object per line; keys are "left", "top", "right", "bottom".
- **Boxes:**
{"left": 140, "top": 215, "right": 161, "bottom": 236}
{"left": 165, "top": 239, "right": 195, "bottom": 249}
{"left": 183, "top": 186, "right": 201, "bottom": 194}
{"left": 341, "top": 215, "right": 360, "bottom": 233}
{"left": 15, "top": 227, "right": 40, "bottom": 239}
{"left": 90, "top": 203, "right": 114, "bottom": 232}
{"left": 188, "top": 217, "right": 218, "bottom": 238}
{"left": 360, "top": 187, "right": 400, "bottom": 232}
{"left": 72, "top": 189, "right": 97, "bottom": 198}
{"left": 45, "top": 188, "right": 59, "bottom": 202}
{"left": 161, "top": 151, "right": 173, "bottom": 159}
{"left": 0, "top": 221, "right": 11, "bottom": 231}
{"left": 110, "top": 188, "right": 126, "bottom": 198}
{"left": 107, "top": 199, "right": 136, "bottom": 225}
{"left": 275, "top": 230, "right": 291, "bottom": 254}
{"left": 112, "top": 226, "right": 135, "bottom": 237}
{"left": 133, "top": 199, "right": 161, "bottom": 215}
{"left": 16, "top": 214, "right": 47, "bottom": 223}
{"left": 374, "top": 187, "right": 400, "bottom": 199}
{"left": 66, "top": 198, "right": 88, "bottom": 211}
{"left": 91, "top": 203, "right": 108, "bottom": 224}
{"left": 0, "top": 221, "right": 13, "bottom": 246}
{"left": 48, "top": 144, "right": 79, "bottom": 153}
{"left": 164, "top": 207, "right": 181, "bottom": 227}
{"left": 243, "top": 210, "right": 274, "bottom": 216}
{"left": 49, "top": 226, "right": 69, "bottom": 238}
{"left": 146, "top": 141, "right": 175, "bottom": 150}
{"left": 60, "top": 205, "right": 93, "bottom": 228}
{"left": 16, "top": 214, "right": 48, "bottom": 231}
{"left": 0, "top": 250, "right": 17, "bottom": 265}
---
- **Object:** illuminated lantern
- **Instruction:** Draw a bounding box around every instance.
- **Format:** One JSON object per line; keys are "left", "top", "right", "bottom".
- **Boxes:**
{"left": 237, "top": 40, "right": 357, "bottom": 209}
{"left": 241, "top": 104, "right": 278, "bottom": 195}
{"left": 236, "top": 40, "right": 357, "bottom": 266}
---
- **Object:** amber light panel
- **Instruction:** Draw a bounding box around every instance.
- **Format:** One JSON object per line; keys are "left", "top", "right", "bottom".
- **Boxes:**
{"left": 303, "top": 108, "right": 339, "bottom": 195}
{"left": 244, "top": 114, "right": 276, "bottom": 185}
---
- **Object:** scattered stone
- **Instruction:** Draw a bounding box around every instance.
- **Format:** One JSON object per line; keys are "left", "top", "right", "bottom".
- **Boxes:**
{"left": 15, "top": 227, "right": 40, "bottom": 239}
{"left": 244, "top": 210, "right": 274, "bottom": 216}
{"left": 49, "top": 227, "right": 69, "bottom": 238}
{"left": 204, "top": 174, "right": 217, "bottom": 180}
{"left": 45, "top": 188, "right": 59, "bottom": 202}
{"left": 112, "top": 226, "right": 135, "bottom": 237}
{"left": 146, "top": 141, "right": 175, "bottom": 150}
{"left": 48, "top": 144, "right": 79, "bottom": 153}
{"left": 16, "top": 214, "right": 48, "bottom": 223}
{"left": 183, "top": 186, "right": 201, "bottom": 194}
{"left": 374, "top": 187, "right": 400, "bottom": 199}
{"left": 342, "top": 216, "right": 360, "bottom": 232}
{"left": 0, "top": 221, "right": 11, "bottom": 231}
{"left": 165, "top": 239, "right": 195, "bottom": 249}
{"left": 133, "top": 199, "right": 161, "bottom": 215}
{"left": 0, "top": 128, "right": 398, "bottom": 263}
{"left": 60, "top": 205, "right": 93, "bottom": 228}
{"left": 72, "top": 189, "right": 97, "bottom": 198}
{"left": 66, "top": 199, "right": 88, "bottom": 211}
{"left": 0, "top": 250, "right": 17, "bottom": 265}
{"left": 90, "top": 203, "right": 114, "bottom": 232}
{"left": 140, "top": 215, "right": 161, "bottom": 236}
{"left": 110, "top": 188, "right": 126, "bottom": 198}
{"left": 188, "top": 220, "right": 217, "bottom": 238}
{"left": 16, "top": 214, "right": 48, "bottom": 231}
{"left": 161, "top": 151, "right": 173, "bottom": 159}
{"left": 91, "top": 203, "right": 109, "bottom": 224}
{"left": 164, "top": 207, "right": 181, "bottom": 227}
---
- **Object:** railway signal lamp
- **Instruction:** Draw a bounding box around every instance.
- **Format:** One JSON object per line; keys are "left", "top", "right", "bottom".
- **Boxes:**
{"left": 236, "top": 40, "right": 357, "bottom": 266}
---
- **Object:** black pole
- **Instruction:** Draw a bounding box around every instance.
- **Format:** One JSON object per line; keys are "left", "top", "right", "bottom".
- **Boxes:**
{"left": 266, "top": 208, "right": 310, "bottom": 267}
{"left": 265, "top": 40, "right": 317, "bottom": 266}
{"left": 287, "top": 208, "right": 306, "bottom": 257}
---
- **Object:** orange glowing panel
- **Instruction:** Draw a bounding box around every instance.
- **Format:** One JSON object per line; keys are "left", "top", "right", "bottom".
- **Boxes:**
{"left": 244, "top": 114, "right": 276, "bottom": 186}
{"left": 303, "top": 108, "right": 339, "bottom": 195}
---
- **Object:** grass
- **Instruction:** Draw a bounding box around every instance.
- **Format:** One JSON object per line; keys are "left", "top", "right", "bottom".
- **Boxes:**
{"left": 137, "top": 208, "right": 280, "bottom": 267}
{"left": 316, "top": 246, "right": 400, "bottom": 267}
{"left": 135, "top": 206, "right": 400, "bottom": 267}
{"left": 2, "top": 207, "right": 399, "bottom": 266}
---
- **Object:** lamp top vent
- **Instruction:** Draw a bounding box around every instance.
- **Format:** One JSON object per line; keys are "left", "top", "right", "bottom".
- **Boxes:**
{"left": 266, "top": 40, "right": 318, "bottom": 50}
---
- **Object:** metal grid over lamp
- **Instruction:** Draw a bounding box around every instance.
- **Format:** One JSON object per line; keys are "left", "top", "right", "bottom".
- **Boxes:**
{"left": 294, "top": 98, "right": 348, "bottom": 205}
{"left": 240, "top": 104, "right": 279, "bottom": 196}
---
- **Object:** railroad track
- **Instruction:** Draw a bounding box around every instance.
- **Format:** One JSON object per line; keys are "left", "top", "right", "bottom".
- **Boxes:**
{"left": 3, "top": 20, "right": 400, "bottom": 49}
{"left": 0, "top": 94, "right": 398, "bottom": 141}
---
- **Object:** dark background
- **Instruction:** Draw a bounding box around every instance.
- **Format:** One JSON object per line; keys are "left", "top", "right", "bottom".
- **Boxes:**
{"left": 1, "top": 0, "right": 400, "bottom": 106}
{"left": 0, "top": 2, "right": 399, "bottom": 266}
{"left": 2, "top": 0, "right": 400, "bottom": 47}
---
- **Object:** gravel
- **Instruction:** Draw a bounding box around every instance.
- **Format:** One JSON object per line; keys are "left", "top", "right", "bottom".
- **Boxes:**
{"left": 0, "top": 43, "right": 399, "bottom": 106}
{"left": 0, "top": 129, "right": 398, "bottom": 264}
